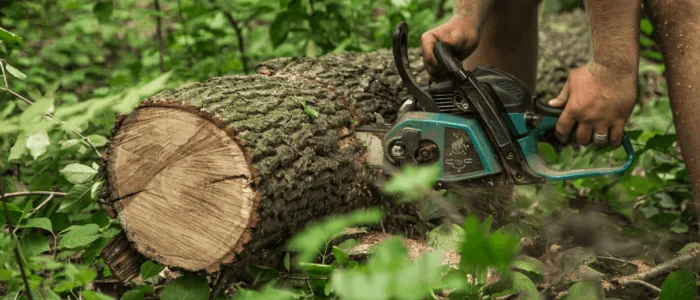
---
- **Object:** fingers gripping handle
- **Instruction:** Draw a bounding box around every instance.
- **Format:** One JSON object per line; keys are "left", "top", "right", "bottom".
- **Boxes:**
{"left": 433, "top": 42, "right": 469, "bottom": 82}
{"left": 521, "top": 117, "right": 635, "bottom": 181}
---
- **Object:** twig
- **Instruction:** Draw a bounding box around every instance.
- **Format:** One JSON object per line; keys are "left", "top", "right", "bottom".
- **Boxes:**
{"left": 154, "top": 0, "right": 166, "bottom": 73}
{"left": 1, "top": 185, "right": 33, "bottom": 299}
{"left": 0, "top": 60, "right": 102, "bottom": 157}
{"left": 31, "top": 194, "right": 55, "bottom": 214}
{"left": 210, "top": 268, "right": 233, "bottom": 300}
{"left": 635, "top": 185, "right": 691, "bottom": 205}
{"left": 3, "top": 191, "right": 68, "bottom": 199}
{"left": 619, "top": 279, "right": 661, "bottom": 293}
{"left": 597, "top": 256, "right": 637, "bottom": 266}
{"left": 1, "top": 59, "right": 8, "bottom": 88}
{"left": 611, "top": 247, "right": 700, "bottom": 287}
{"left": 222, "top": 12, "right": 249, "bottom": 74}
{"left": 176, "top": 0, "right": 194, "bottom": 68}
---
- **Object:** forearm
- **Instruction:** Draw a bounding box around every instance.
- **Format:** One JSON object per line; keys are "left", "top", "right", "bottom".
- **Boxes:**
{"left": 585, "top": 0, "right": 642, "bottom": 73}
{"left": 453, "top": 0, "right": 497, "bottom": 30}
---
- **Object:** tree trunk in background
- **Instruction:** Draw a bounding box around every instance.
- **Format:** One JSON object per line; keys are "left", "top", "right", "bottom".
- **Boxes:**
{"left": 100, "top": 11, "right": 593, "bottom": 282}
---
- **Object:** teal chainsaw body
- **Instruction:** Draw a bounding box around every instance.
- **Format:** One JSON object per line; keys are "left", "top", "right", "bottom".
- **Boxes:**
{"left": 377, "top": 22, "right": 634, "bottom": 185}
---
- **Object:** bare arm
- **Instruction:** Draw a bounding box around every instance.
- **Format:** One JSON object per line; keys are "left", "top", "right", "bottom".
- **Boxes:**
{"left": 453, "top": 0, "right": 497, "bottom": 30}
{"left": 549, "top": 0, "right": 642, "bottom": 147}
{"left": 586, "top": 0, "right": 642, "bottom": 73}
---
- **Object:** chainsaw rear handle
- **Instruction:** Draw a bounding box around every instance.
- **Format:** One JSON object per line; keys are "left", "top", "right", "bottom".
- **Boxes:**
{"left": 520, "top": 116, "right": 635, "bottom": 181}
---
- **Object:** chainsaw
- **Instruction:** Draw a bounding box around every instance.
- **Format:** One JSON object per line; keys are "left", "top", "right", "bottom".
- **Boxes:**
{"left": 357, "top": 22, "right": 634, "bottom": 187}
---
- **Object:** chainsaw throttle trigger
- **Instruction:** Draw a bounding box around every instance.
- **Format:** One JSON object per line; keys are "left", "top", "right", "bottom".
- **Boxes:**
{"left": 432, "top": 42, "right": 468, "bottom": 83}
{"left": 535, "top": 98, "right": 564, "bottom": 117}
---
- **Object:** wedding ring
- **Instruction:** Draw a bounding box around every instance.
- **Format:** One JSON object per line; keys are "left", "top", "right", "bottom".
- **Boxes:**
{"left": 593, "top": 133, "right": 609, "bottom": 142}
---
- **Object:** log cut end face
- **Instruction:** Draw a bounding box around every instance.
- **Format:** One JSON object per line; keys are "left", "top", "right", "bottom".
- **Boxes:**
{"left": 106, "top": 107, "right": 255, "bottom": 272}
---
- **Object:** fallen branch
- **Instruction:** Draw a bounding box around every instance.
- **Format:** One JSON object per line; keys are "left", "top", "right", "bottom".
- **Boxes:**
{"left": 607, "top": 246, "right": 700, "bottom": 291}
{"left": 619, "top": 279, "right": 661, "bottom": 293}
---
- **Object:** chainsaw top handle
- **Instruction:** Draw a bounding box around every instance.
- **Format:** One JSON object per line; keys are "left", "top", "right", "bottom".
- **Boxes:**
{"left": 392, "top": 22, "right": 439, "bottom": 112}
{"left": 432, "top": 42, "right": 469, "bottom": 82}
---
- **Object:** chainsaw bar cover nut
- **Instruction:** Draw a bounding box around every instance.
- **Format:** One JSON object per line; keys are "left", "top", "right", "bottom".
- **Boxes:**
{"left": 391, "top": 144, "right": 405, "bottom": 158}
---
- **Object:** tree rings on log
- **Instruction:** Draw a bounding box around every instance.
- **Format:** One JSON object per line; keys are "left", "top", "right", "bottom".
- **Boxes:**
{"left": 105, "top": 106, "right": 257, "bottom": 272}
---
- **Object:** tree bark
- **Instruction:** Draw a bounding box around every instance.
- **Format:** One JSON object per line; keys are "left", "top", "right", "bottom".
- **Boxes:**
{"left": 100, "top": 10, "right": 593, "bottom": 281}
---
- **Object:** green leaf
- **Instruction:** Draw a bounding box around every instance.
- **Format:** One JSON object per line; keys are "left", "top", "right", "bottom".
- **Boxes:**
{"left": 26, "top": 131, "right": 50, "bottom": 160}
{"left": 50, "top": 212, "right": 71, "bottom": 232}
{"left": 511, "top": 256, "right": 545, "bottom": 282}
{"left": 659, "top": 269, "right": 697, "bottom": 300}
{"left": 296, "top": 98, "right": 320, "bottom": 119}
{"left": 113, "top": 72, "right": 171, "bottom": 113}
{"left": 0, "top": 27, "right": 23, "bottom": 45}
{"left": 0, "top": 269, "right": 12, "bottom": 280}
{"left": 645, "top": 134, "right": 677, "bottom": 151}
{"left": 459, "top": 216, "right": 520, "bottom": 276}
{"left": 331, "top": 237, "right": 443, "bottom": 300}
{"left": 82, "top": 291, "right": 114, "bottom": 300}
{"left": 20, "top": 232, "right": 51, "bottom": 257}
{"left": 383, "top": 164, "right": 440, "bottom": 201}
{"left": 59, "top": 224, "right": 100, "bottom": 249}
{"left": 269, "top": 12, "right": 290, "bottom": 47}
{"left": 641, "top": 50, "right": 664, "bottom": 62}
{"left": 283, "top": 252, "right": 291, "bottom": 272}
{"left": 91, "top": 180, "right": 105, "bottom": 200}
{"left": 60, "top": 163, "right": 98, "bottom": 184}
{"left": 288, "top": 208, "right": 383, "bottom": 264}
{"left": 5, "top": 63, "right": 27, "bottom": 80}
{"left": 567, "top": 280, "right": 604, "bottom": 300}
{"left": 512, "top": 272, "right": 540, "bottom": 300}
{"left": 19, "top": 217, "right": 53, "bottom": 232}
{"left": 87, "top": 134, "right": 109, "bottom": 147}
{"left": 61, "top": 139, "right": 81, "bottom": 151}
{"left": 332, "top": 246, "right": 350, "bottom": 266}
{"left": 0, "top": 202, "right": 21, "bottom": 224}
{"left": 640, "top": 18, "right": 654, "bottom": 35}
{"left": 426, "top": 223, "right": 465, "bottom": 252}
{"left": 160, "top": 275, "right": 211, "bottom": 300}
{"left": 300, "top": 262, "right": 334, "bottom": 277}
{"left": 234, "top": 285, "right": 299, "bottom": 300}
{"left": 248, "top": 264, "right": 281, "bottom": 285}
{"left": 30, "top": 288, "right": 61, "bottom": 300}
{"left": 8, "top": 134, "right": 28, "bottom": 162}
{"left": 671, "top": 221, "right": 689, "bottom": 233}
{"left": 120, "top": 290, "right": 145, "bottom": 300}
{"left": 58, "top": 184, "right": 93, "bottom": 213}
{"left": 93, "top": 0, "right": 114, "bottom": 23}
{"left": 76, "top": 268, "right": 98, "bottom": 284}
{"left": 537, "top": 142, "right": 558, "bottom": 164}
{"left": 83, "top": 237, "right": 111, "bottom": 263}
{"left": 679, "top": 243, "right": 700, "bottom": 255}
{"left": 92, "top": 209, "right": 110, "bottom": 228}
{"left": 140, "top": 260, "right": 165, "bottom": 280}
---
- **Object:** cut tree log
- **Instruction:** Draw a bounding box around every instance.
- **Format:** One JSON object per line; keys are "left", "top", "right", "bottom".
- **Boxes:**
{"left": 100, "top": 11, "right": 593, "bottom": 282}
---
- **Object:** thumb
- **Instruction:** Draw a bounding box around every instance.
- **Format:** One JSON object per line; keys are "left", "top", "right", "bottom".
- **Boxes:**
{"left": 548, "top": 80, "right": 570, "bottom": 107}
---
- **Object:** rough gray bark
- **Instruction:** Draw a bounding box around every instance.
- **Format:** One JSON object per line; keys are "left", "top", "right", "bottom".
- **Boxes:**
{"left": 101, "top": 11, "right": 594, "bottom": 281}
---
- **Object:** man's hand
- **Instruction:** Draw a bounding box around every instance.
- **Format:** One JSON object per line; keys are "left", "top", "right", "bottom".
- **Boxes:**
{"left": 548, "top": 61, "right": 637, "bottom": 147}
{"left": 421, "top": 16, "right": 480, "bottom": 77}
